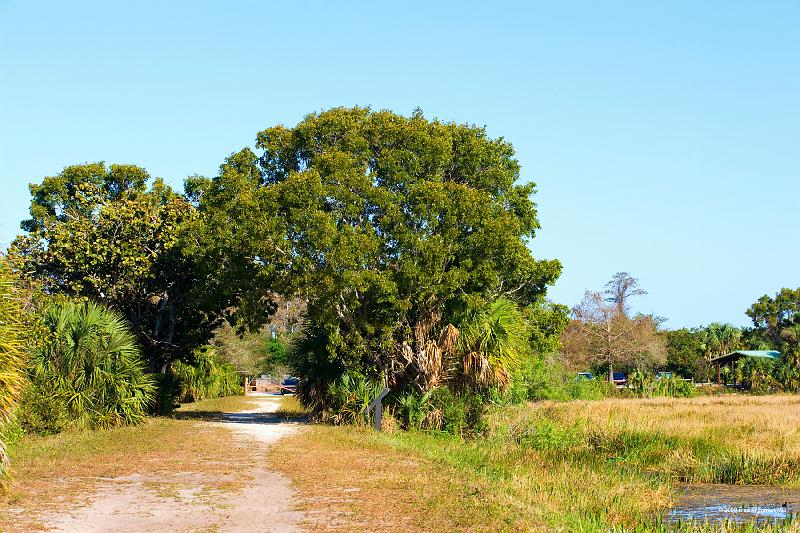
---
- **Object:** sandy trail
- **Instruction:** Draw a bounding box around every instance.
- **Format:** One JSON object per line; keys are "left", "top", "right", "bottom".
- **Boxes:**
{"left": 43, "top": 394, "right": 304, "bottom": 533}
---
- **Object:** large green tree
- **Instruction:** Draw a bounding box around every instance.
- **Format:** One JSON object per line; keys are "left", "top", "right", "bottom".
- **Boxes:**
{"left": 747, "top": 288, "right": 800, "bottom": 388}
{"left": 10, "top": 163, "right": 213, "bottom": 371}
{"left": 664, "top": 328, "right": 706, "bottom": 381}
{"left": 190, "top": 107, "right": 562, "bottom": 398}
{"left": 746, "top": 288, "right": 800, "bottom": 346}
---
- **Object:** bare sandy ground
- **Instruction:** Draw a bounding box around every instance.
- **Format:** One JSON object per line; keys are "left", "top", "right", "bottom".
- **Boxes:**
{"left": 42, "top": 395, "right": 304, "bottom": 533}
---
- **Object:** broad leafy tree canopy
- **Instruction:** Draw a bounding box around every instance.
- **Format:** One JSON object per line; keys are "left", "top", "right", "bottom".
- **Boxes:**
{"left": 747, "top": 288, "right": 800, "bottom": 345}
{"left": 22, "top": 163, "right": 150, "bottom": 232}
{"left": 11, "top": 163, "right": 211, "bottom": 371}
{"left": 192, "top": 107, "right": 561, "bottom": 389}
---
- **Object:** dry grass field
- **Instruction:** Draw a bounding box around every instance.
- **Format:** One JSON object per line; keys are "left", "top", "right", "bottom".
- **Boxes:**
{"left": 268, "top": 394, "right": 800, "bottom": 532}
{"left": 522, "top": 395, "right": 800, "bottom": 458}
{"left": 4, "top": 395, "right": 800, "bottom": 532}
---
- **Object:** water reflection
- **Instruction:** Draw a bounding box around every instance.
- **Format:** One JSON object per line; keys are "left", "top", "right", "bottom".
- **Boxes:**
{"left": 666, "top": 484, "right": 800, "bottom": 525}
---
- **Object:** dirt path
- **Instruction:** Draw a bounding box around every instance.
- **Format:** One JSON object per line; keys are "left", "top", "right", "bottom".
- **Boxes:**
{"left": 43, "top": 395, "right": 304, "bottom": 533}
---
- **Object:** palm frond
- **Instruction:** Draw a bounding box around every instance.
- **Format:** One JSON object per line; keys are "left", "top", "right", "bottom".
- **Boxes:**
{"left": 455, "top": 297, "right": 529, "bottom": 389}
{"left": 0, "top": 262, "right": 25, "bottom": 484}
{"left": 30, "top": 300, "right": 155, "bottom": 429}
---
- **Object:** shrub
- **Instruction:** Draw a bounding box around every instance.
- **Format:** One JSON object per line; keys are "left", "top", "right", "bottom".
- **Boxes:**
{"left": 15, "top": 379, "right": 71, "bottom": 436}
{"left": 430, "top": 387, "right": 486, "bottom": 436}
{"left": 396, "top": 387, "right": 486, "bottom": 436}
{"left": 260, "top": 337, "right": 289, "bottom": 376}
{"left": 658, "top": 376, "right": 696, "bottom": 398}
{"left": 170, "top": 346, "right": 242, "bottom": 403}
{"left": 152, "top": 371, "right": 181, "bottom": 415}
{"left": 773, "top": 353, "right": 800, "bottom": 392}
{"left": 627, "top": 370, "right": 695, "bottom": 398}
{"left": 735, "top": 358, "right": 779, "bottom": 394}
{"left": 395, "top": 388, "right": 434, "bottom": 430}
{"left": 320, "top": 372, "right": 383, "bottom": 425}
{"left": 0, "top": 264, "right": 25, "bottom": 483}
{"left": 288, "top": 325, "right": 345, "bottom": 412}
{"left": 503, "top": 357, "right": 613, "bottom": 402}
{"left": 565, "top": 377, "right": 615, "bottom": 400}
{"left": 24, "top": 301, "right": 155, "bottom": 432}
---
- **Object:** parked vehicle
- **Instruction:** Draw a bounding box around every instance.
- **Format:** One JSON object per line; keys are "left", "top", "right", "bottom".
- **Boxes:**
{"left": 655, "top": 371, "right": 672, "bottom": 380}
{"left": 280, "top": 376, "right": 300, "bottom": 395}
{"left": 576, "top": 372, "right": 594, "bottom": 381}
{"left": 609, "top": 372, "right": 627, "bottom": 386}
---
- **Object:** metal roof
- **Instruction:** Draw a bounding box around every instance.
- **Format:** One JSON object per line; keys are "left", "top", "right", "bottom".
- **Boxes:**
{"left": 710, "top": 350, "right": 781, "bottom": 363}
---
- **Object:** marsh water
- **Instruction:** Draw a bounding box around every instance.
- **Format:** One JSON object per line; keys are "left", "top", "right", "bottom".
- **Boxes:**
{"left": 665, "top": 484, "right": 800, "bottom": 525}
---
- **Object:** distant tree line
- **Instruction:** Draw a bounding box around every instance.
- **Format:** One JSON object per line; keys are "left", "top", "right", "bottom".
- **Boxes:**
{"left": 562, "top": 272, "right": 800, "bottom": 389}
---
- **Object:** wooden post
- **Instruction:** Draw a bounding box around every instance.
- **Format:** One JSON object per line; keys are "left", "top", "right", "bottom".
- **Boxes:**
{"left": 243, "top": 375, "right": 248, "bottom": 397}
{"left": 717, "top": 363, "right": 721, "bottom": 385}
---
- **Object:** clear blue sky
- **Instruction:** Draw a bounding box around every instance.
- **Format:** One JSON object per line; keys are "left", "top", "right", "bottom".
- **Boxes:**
{"left": 1, "top": 1, "right": 797, "bottom": 328}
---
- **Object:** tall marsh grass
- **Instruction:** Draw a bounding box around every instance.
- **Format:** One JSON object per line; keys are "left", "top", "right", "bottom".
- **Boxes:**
{"left": 494, "top": 396, "right": 800, "bottom": 487}
{"left": 379, "top": 395, "right": 800, "bottom": 530}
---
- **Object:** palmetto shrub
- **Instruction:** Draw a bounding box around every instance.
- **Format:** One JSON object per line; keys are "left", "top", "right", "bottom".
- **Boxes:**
{"left": 320, "top": 372, "right": 384, "bottom": 426}
{"left": 395, "top": 386, "right": 486, "bottom": 435}
{"left": 0, "top": 264, "right": 25, "bottom": 483}
{"left": 456, "top": 298, "right": 530, "bottom": 390}
{"left": 627, "top": 370, "right": 695, "bottom": 398}
{"left": 25, "top": 301, "right": 155, "bottom": 431}
{"left": 171, "top": 346, "right": 242, "bottom": 403}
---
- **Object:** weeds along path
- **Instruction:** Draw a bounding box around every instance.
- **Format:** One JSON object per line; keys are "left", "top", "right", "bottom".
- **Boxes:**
{"left": 41, "top": 394, "right": 304, "bottom": 533}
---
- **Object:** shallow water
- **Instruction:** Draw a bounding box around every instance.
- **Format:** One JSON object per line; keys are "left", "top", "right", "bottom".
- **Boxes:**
{"left": 666, "top": 484, "right": 800, "bottom": 524}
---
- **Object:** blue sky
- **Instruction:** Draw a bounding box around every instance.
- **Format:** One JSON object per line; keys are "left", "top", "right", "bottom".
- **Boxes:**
{"left": 1, "top": 1, "right": 797, "bottom": 328}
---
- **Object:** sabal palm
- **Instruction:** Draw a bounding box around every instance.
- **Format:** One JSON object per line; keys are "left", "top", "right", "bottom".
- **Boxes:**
{"left": 702, "top": 323, "right": 742, "bottom": 381}
{"left": 456, "top": 298, "right": 529, "bottom": 388}
{"left": 0, "top": 265, "right": 25, "bottom": 482}
{"left": 703, "top": 323, "right": 742, "bottom": 357}
{"left": 31, "top": 301, "right": 155, "bottom": 429}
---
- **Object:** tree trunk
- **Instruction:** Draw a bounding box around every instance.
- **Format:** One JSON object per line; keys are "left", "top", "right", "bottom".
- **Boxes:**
{"left": 608, "top": 362, "right": 614, "bottom": 383}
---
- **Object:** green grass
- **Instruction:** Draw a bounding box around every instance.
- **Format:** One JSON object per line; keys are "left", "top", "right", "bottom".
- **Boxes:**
{"left": 268, "top": 396, "right": 800, "bottom": 532}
